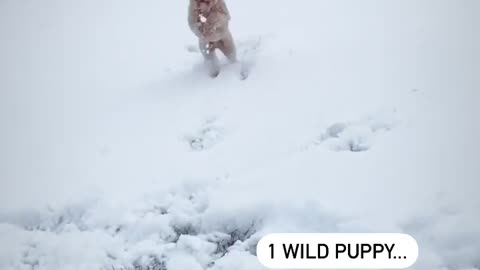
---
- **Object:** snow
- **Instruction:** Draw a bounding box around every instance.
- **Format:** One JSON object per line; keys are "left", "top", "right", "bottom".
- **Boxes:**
{"left": 199, "top": 15, "right": 208, "bottom": 24}
{"left": 0, "top": 0, "right": 479, "bottom": 269}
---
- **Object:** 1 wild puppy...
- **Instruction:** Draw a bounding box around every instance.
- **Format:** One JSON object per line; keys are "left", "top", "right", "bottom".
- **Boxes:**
{"left": 188, "top": 0, "right": 237, "bottom": 77}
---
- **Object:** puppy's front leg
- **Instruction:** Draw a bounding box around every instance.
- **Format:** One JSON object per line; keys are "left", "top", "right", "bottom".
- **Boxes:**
{"left": 199, "top": 40, "right": 220, "bottom": 78}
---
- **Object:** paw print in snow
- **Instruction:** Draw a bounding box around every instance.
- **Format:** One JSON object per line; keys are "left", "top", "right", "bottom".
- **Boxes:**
{"left": 185, "top": 119, "right": 225, "bottom": 151}
{"left": 313, "top": 110, "right": 400, "bottom": 152}
{"left": 324, "top": 125, "right": 373, "bottom": 152}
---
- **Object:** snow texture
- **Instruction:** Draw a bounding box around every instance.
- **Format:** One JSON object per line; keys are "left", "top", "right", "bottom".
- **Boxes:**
{"left": 1, "top": 0, "right": 479, "bottom": 270}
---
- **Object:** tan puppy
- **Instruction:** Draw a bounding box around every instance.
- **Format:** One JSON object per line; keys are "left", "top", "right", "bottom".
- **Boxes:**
{"left": 188, "top": 0, "right": 237, "bottom": 77}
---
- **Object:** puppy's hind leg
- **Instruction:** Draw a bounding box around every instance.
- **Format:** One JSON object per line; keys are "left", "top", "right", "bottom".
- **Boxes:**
{"left": 199, "top": 40, "right": 220, "bottom": 78}
{"left": 218, "top": 32, "right": 237, "bottom": 63}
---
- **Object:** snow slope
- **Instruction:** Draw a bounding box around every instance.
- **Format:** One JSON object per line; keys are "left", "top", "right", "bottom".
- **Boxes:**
{"left": 1, "top": 0, "right": 479, "bottom": 269}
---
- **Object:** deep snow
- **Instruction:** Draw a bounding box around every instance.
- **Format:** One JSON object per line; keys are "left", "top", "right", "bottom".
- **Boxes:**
{"left": 0, "top": 0, "right": 479, "bottom": 269}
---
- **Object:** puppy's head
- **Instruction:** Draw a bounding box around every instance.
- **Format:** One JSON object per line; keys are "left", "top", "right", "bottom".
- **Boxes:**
{"left": 194, "top": 0, "right": 217, "bottom": 12}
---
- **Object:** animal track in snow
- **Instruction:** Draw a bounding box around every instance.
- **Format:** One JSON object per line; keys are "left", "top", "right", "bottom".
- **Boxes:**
{"left": 185, "top": 118, "right": 226, "bottom": 151}
{"left": 310, "top": 110, "right": 400, "bottom": 152}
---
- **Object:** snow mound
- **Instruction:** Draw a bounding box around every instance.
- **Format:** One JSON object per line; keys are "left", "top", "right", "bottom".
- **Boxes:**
{"left": 0, "top": 181, "right": 331, "bottom": 270}
{"left": 1, "top": 180, "right": 479, "bottom": 270}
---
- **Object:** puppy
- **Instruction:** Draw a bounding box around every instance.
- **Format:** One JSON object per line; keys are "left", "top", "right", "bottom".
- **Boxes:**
{"left": 188, "top": 0, "right": 237, "bottom": 77}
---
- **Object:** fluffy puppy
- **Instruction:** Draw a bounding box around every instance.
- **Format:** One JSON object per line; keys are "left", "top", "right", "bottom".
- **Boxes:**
{"left": 188, "top": 0, "right": 237, "bottom": 77}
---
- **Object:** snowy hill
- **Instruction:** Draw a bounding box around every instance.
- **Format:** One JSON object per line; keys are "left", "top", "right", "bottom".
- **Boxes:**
{"left": 1, "top": 0, "right": 479, "bottom": 269}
